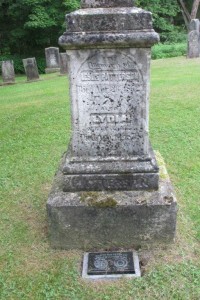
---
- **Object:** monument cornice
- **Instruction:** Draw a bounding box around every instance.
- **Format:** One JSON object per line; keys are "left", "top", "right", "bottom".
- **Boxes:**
{"left": 59, "top": 31, "right": 159, "bottom": 50}
{"left": 59, "top": 6, "right": 159, "bottom": 49}
{"left": 66, "top": 8, "right": 153, "bottom": 32}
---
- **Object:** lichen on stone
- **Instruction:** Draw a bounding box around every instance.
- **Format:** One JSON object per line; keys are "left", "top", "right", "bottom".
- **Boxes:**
{"left": 80, "top": 192, "right": 117, "bottom": 207}
{"left": 155, "top": 151, "right": 169, "bottom": 180}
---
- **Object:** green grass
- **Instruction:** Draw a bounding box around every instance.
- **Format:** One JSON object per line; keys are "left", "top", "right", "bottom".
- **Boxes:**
{"left": 0, "top": 58, "right": 200, "bottom": 299}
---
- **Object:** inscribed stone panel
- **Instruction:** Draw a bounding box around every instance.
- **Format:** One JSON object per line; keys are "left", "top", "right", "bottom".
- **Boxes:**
{"left": 67, "top": 48, "right": 150, "bottom": 159}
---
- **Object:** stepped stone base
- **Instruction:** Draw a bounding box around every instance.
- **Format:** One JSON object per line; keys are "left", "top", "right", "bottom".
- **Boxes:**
{"left": 62, "top": 145, "right": 159, "bottom": 192}
{"left": 47, "top": 152, "right": 177, "bottom": 250}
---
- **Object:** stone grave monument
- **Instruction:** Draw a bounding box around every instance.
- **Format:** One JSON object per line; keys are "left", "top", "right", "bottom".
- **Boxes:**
{"left": 47, "top": 0, "right": 178, "bottom": 250}
{"left": 23, "top": 58, "right": 40, "bottom": 82}
{"left": 1, "top": 60, "right": 15, "bottom": 84}
{"left": 59, "top": 53, "right": 68, "bottom": 75}
{"left": 187, "top": 19, "right": 200, "bottom": 58}
{"left": 45, "top": 47, "right": 60, "bottom": 73}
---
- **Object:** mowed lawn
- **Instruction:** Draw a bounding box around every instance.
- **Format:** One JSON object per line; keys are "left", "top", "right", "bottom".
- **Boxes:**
{"left": 0, "top": 57, "right": 200, "bottom": 299}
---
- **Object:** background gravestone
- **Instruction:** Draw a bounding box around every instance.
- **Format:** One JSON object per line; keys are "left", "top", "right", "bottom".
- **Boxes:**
{"left": 23, "top": 58, "right": 40, "bottom": 82}
{"left": 187, "top": 19, "right": 200, "bottom": 58}
{"left": 1, "top": 60, "right": 15, "bottom": 84}
{"left": 47, "top": 0, "right": 177, "bottom": 250}
{"left": 45, "top": 47, "right": 60, "bottom": 73}
{"left": 59, "top": 53, "right": 68, "bottom": 75}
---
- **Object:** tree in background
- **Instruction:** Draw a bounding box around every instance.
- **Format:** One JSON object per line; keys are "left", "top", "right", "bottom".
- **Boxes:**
{"left": 136, "top": 0, "right": 182, "bottom": 43}
{"left": 0, "top": 0, "right": 80, "bottom": 55}
{"left": 0, "top": 0, "right": 192, "bottom": 56}
{"left": 178, "top": 0, "right": 200, "bottom": 29}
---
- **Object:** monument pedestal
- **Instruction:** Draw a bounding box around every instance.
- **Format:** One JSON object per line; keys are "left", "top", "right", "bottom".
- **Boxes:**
{"left": 47, "top": 153, "right": 177, "bottom": 250}
{"left": 47, "top": 0, "right": 177, "bottom": 250}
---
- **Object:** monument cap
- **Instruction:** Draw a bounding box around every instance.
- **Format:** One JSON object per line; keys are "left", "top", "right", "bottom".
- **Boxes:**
{"left": 81, "top": 0, "right": 134, "bottom": 8}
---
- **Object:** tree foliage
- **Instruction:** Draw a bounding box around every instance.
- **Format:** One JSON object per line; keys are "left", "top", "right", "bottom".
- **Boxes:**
{"left": 0, "top": 0, "right": 191, "bottom": 55}
{"left": 136, "top": 0, "right": 181, "bottom": 42}
{"left": 0, "top": 0, "right": 80, "bottom": 55}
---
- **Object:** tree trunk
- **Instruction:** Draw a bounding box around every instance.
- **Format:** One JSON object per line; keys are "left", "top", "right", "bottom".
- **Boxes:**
{"left": 178, "top": 0, "right": 191, "bottom": 28}
{"left": 191, "top": 0, "right": 200, "bottom": 19}
{"left": 180, "top": 10, "right": 190, "bottom": 30}
{"left": 178, "top": 0, "right": 191, "bottom": 21}
{"left": 178, "top": 0, "right": 200, "bottom": 29}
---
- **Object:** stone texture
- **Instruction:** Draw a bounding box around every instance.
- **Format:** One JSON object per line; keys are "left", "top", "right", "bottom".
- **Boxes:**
{"left": 59, "top": 53, "right": 68, "bottom": 75}
{"left": 47, "top": 153, "right": 177, "bottom": 250}
{"left": 66, "top": 8, "right": 153, "bottom": 33}
{"left": 23, "top": 58, "right": 40, "bottom": 81}
{"left": 59, "top": 31, "right": 159, "bottom": 50}
{"left": 45, "top": 47, "right": 60, "bottom": 73}
{"left": 1, "top": 60, "right": 15, "bottom": 84}
{"left": 81, "top": 0, "right": 134, "bottom": 8}
{"left": 188, "top": 19, "right": 200, "bottom": 58}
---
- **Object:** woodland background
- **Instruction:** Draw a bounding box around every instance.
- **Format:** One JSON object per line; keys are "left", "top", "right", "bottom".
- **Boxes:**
{"left": 0, "top": 0, "right": 199, "bottom": 72}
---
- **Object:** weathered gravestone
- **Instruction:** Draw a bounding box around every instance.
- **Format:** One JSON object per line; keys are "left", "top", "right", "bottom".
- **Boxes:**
{"left": 59, "top": 53, "right": 68, "bottom": 75}
{"left": 1, "top": 60, "right": 15, "bottom": 84}
{"left": 47, "top": 0, "right": 178, "bottom": 250}
{"left": 188, "top": 19, "right": 200, "bottom": 58}
{"left": 23, "top": 58, "right": 40, "bottom": 82}
{"left": 45, "top": 47, "right": 60, "bottom": 73}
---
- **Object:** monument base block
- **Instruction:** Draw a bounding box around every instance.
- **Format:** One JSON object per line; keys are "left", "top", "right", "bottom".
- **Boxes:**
{"left": 62, "top": 144, "right": 159, "bottom": 192}
{"left": 45, "top": 68, "right": 60, "bottom": 74}
{"left": 47, "top": 153, "right": 177, "bottom": 250}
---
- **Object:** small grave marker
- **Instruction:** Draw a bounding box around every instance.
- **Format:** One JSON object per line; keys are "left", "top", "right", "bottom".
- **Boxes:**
{"left": 82, "top": 251, "right": 141, "bottom": 280}
{"left": 23, "top": 58, "right": 40, "bottom": 82}
{"left": 59, "top": 53, "right": 68, "bottom": 75}
{"left": 45, "top": 47, "right": 60, "bottom": 73}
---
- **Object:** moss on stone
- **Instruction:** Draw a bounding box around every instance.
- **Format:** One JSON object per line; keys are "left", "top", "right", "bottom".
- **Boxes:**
{"left": 80, "top": 192, "right": 117, "bottom": 207}
{"left": 155, "top": 151, "right": 169, "bottom": 180}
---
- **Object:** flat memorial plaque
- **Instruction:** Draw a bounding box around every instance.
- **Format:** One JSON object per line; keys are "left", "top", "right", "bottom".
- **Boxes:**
{"left": 82, "top": 251, "right": 141, "bottom": 280}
